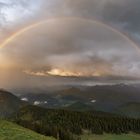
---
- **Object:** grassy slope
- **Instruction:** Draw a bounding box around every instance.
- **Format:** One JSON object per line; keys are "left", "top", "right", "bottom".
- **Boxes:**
{"left": 81, "top": 134, "right": 140, "bottom": 140}
{"left": 0, "top": 120, "right": 55, "bottom": 140}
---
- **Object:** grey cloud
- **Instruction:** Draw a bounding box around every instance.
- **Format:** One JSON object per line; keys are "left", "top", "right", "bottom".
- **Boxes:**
{"left": 40, "top": 0, "right": 140, "bottom": 43}
{"left": 1, "top": 0, "right": 140, "bottom": 39}
{"left": 2, "top": 18, "right": 139, "bottom": 77}
{"left": 0, "top": 0, "right": 42, "bottom": 31}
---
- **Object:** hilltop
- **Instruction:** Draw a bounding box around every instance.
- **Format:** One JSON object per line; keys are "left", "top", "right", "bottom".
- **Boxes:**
{"left": 0, "top": 89, "right": 25, "bottom": 118}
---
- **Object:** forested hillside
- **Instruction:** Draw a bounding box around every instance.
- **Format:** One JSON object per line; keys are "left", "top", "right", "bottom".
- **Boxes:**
{"left": 14, "top": 105, "right": 140, "bottom": 140}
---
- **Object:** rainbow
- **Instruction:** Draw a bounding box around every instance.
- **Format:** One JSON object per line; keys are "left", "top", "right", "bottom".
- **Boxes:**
{"left": 0, "top": 17, "right": 140, "bottom": 53}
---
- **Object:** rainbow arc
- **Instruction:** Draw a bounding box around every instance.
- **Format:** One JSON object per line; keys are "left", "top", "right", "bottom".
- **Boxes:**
{"left": 0, "top": 17, "right": 139, "bottom": 53}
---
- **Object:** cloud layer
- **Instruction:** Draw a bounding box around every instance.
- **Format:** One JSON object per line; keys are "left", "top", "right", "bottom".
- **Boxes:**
{"left": 0, "top": 0, "right": 140, "bottom": 88}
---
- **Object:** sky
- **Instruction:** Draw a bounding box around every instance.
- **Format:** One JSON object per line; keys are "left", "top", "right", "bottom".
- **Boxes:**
{"left": 0, "top": 0, "right": 140, "bottom": 88}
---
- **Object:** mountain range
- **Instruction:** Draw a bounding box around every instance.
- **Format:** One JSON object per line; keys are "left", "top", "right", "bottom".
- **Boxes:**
{"left": 14, "top": 84, "right": 140, "bottom": 118}
{"left": 0, "top": 84, "right": 140, "bottom": 118}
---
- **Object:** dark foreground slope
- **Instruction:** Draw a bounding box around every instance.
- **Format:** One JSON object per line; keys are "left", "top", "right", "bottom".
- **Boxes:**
{"left": 0, "top": 89, "right": 25, "bottom": 118}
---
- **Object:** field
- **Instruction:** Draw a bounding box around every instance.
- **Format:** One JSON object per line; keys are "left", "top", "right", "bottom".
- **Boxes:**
{"left": 0, "top": 120, "right": 55, "bottom": 140}
{"left": 81, "top": 134, "right": 140, "bottom": 140}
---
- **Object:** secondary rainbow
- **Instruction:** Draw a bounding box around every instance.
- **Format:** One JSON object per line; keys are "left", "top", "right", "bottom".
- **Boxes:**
{"left": 0, "top": 17, "right": 139, "bottom": 53}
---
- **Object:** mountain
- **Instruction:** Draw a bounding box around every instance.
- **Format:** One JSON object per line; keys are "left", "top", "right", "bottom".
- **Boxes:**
{"left": 0, "top": 120, "right": 55, "bottom": 140}
{"left": 0, "top": 89, "right": 26, "bottom": 118}
{"left": 115, "top": 102, "right": 140, "bottom": 118}
{"left": 18, "top": 84, "right": 140, "bottom": 113}
{"left": 64, "top": 101, "right": 95, "bottom": 111}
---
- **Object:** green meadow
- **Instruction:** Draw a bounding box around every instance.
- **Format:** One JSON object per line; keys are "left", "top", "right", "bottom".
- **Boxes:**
{"left": 0, "top": 120, "right": 55, "bottom": 140}
{"left": 81, "top": 133, "right": 140, "bottom": 140}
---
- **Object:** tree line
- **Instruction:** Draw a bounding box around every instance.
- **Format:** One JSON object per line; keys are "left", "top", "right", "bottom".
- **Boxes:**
{"left": 13, "top": 105, "right": 140, "bottom": 140}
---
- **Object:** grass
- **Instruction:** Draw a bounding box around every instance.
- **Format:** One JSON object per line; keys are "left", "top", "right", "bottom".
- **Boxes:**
{"left": 0, "top": 119, "right": 139, "bottom": 140}
{"left": 0, "top": 120, "right": 56, "bottom": 140}
{"left": 81, "top": 133, "right": 140, "bottom": 140}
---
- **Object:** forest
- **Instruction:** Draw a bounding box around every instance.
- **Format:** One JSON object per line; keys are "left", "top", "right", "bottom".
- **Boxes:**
{"left": 13, "top": 105, "right": 140, "bottom": 140}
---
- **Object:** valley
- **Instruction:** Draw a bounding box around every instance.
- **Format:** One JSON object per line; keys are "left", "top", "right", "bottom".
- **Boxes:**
{"left": 17, "top": 84, "right": 140, "bottom": 118}
{"left": 0, "top": 85, "right": 140, "bottom": 140}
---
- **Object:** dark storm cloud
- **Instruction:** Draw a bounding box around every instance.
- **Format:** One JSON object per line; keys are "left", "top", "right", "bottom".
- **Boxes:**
{"left": 41, "top": 0, "right": 140, "bottom": 41}
{"left": 101, "top": 0, "right": 140, "bottom": 32}
{"left": 0, "top": 0, "right": 139, "bottom": 38}
{"left": 72, "top": 0, "right": 140, "bottom": 33}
